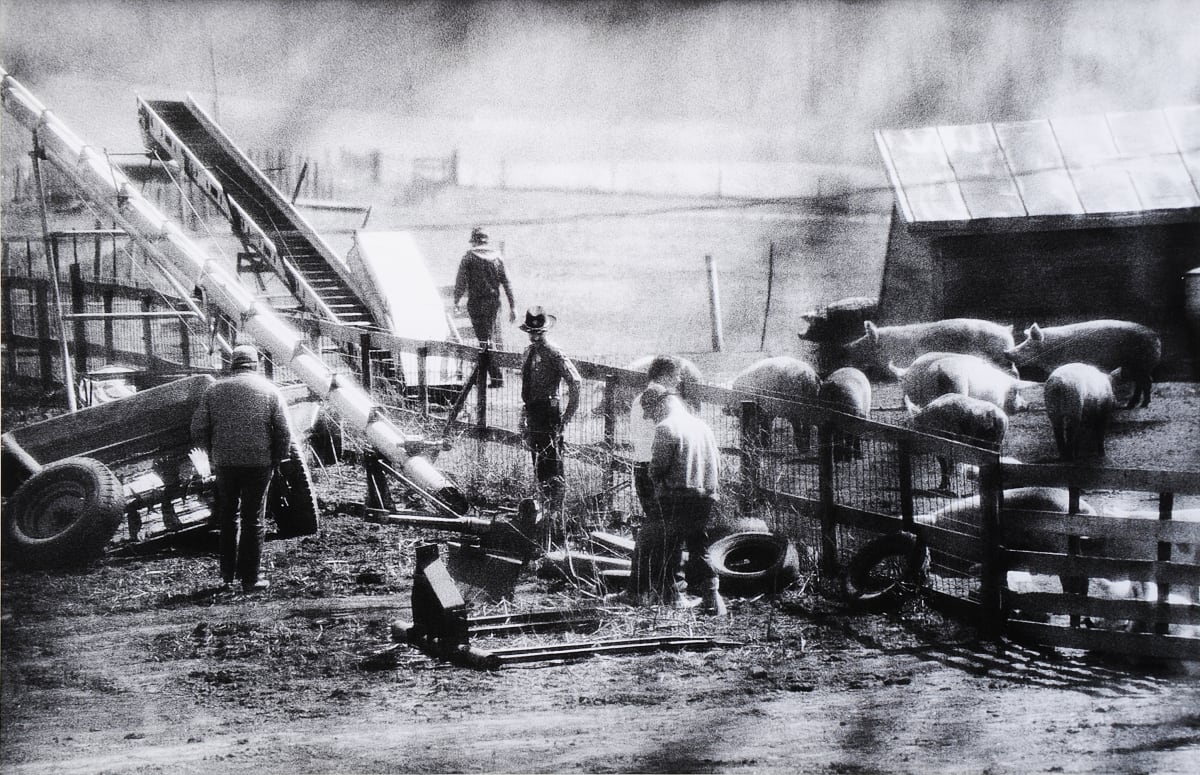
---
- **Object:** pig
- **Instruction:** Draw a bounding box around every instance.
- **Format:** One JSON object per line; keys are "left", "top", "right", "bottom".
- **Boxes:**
{"left": 1004, "top": 320, "right": 1161, "bottom": 408}
{"left": 890, "top": 352, "right": 1037, "bottom": 414}
{"left": 1043, "top": 363, "right": 1116, "bottom": 461}
{"left": 906, "top": 393, "right": 1008, "bottom": 492}
{"left": 592, "top": 354, "right": 703, "bottom": 416}
{"left": 816, "top": 367, "right": 872, "bottom": 460}
{"left": 730, "top": 356, "right": 821, "bottom": 455}
{"left": 843, "top": 318, "right": 1015, "bottom": 375}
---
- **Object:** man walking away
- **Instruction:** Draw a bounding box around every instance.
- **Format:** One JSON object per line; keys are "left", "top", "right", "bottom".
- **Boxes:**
{"left": 453, "top": 226, "right": 516, "bottom": 388}
{"left": 641, "top": 383, "right": 726, "bottom": 616}
{"left": 191, "top": 344, "right": 293, "bottom": 593}
{"left": 518, "top": 306, "right": 581, "bottom": 524}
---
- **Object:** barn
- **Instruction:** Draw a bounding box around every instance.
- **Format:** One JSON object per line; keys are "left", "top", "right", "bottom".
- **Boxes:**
{"left": 874, "top": 105, "right": 1200, "bottom": 379}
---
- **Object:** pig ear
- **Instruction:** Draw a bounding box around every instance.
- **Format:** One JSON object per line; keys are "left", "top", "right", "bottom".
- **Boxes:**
{"left": 1029, "top": 323, "right": 1043, "bottom": 341}
{"left": 903, "top": 395, "right": 920, "bottom": 417}
{"left": 864, "top": 321, "right": 877, "bottom": 342}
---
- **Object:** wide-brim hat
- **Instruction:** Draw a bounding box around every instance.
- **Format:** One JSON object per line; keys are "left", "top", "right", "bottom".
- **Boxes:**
{"left": 519, "top": 306, "right": 556, "bottom": 333}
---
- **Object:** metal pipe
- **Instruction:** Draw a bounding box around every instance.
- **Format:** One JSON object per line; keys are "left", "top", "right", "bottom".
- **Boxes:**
{"left": 0, "top": 67, "right": 468, "bottom": 513}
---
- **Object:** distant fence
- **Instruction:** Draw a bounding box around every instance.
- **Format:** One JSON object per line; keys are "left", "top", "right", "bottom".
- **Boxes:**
{"left": 4, "top": 266, "right": 1196, "bottom": 660}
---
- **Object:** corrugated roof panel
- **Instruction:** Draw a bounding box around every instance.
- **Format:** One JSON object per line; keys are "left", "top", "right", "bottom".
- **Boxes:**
{"left": 1123, "top": 155, "right": 1200, "bottom": 209}
{"left": 902, "top": 181, "right": 972, "bottom": 222}
{"left": 1070, "top": 167, "right": 1143, "bottom": 213}
{"left": 1011, "top": 169, "right": 1084, "bottom": 215}
{"left": 879, "top": 105, "right": 1200, "bottom": 225}
{"left": 1181, "top": 150, "right": 1200, "bottom": 196}
{"left": 1106, "top": 109, "right": 1178, "bottom": 157}
{"left": 1165, "top": 105, "right": 1200, "bottom": 150}
{"left": 881, "top": 127, "right": 957, "bottom": 184}
{"left": 1050, "top": 114, "right": 1122, "bottom": 169}
{"left": 994, "top": 120, "right": 1065, "bottom": 174}
{"left": 937, "top": 123, "right": 1025, "bottom": 218}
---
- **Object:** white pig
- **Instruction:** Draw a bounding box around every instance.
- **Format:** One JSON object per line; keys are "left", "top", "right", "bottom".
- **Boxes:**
{"left": 730, "top": 356, "right": 821, "bottom": 455}
{"left": 843, "top": 318, "right": 1015, "bottom": 375}
{"left": 1043, "top": 363, "right": 1116, "bottom": 461}
{"left": 1004, "top": 320, "right": 1161, "bottom": 408}
{"left": 890, "top": 352, "right": 1037, "bottom": 414}
{"left": 817, "top": 367, "right": 872, "bottom": 460}
{"left": 906, "top": 393, "right": 1009, "bottom": 491}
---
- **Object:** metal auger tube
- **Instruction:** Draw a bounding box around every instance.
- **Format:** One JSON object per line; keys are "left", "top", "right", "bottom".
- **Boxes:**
{"left": 0, "top": 67, "right": 469, "bottom": 514}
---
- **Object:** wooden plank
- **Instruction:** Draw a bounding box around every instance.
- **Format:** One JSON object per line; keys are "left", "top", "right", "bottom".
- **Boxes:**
{"left": 1006, "top": 550, "right": 1200, "bottom": 585}
{"left": 1004, "top": 510, "right": 1200, "bottom": 544}
{"left": 1006, "top": 590, "right": 1200, "bottom": 626}
{"left": 1003, "top": 462, "right": 1200, "bottom": 495}
{"left": 1007, "top": 620, "right": 1200, "bottom": 661}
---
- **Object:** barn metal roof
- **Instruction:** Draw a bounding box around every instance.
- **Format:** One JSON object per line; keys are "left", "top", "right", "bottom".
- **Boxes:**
{"left": 876, "top": 105, "right": 1200, "bottom": 230}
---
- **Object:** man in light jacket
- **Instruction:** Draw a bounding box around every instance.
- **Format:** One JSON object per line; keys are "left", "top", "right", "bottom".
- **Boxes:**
{"left": 642, "top": 382, "right": 726, "bottom": 615}
{"left": 191, "top": 344, "right": 293, "bottom": 593}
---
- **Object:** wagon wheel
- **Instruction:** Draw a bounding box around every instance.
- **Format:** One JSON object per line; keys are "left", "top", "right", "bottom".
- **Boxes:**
{"left": 268, "top": 444, "right": 320, "bottom": 538}
{"left": 845, "top": 531, "right": 929, "bottom": 609}
{"left": 2, "top": 457, "right": 125, "bottom": 568}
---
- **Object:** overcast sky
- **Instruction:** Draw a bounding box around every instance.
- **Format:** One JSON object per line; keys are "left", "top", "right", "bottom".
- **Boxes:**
{"left": 2, "top": 0, "right": 1199, "bottom": 165}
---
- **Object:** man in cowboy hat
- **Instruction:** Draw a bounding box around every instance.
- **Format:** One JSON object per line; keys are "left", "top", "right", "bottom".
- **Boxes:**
{"left": 638, "top": 382, "right": 726, "bottom": 615}
{"left": 190, "top": 344, "right": 293, "bottom": 593}
{"left": 453, "top": 226, "right": 516, "bottom": 388}
{"left": 518, "top": 306, "right": 581, "bottom": 519}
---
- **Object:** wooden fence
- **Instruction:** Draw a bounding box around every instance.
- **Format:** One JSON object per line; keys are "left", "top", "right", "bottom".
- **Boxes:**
{"left": 4, "top": 269, "right": 1196, "bottom": 660}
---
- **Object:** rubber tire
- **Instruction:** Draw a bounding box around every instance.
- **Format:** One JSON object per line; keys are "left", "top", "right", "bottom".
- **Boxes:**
{"left": 268, "top": 445, "right": 320, "bottom": 538}
{"left": 3, "top": 456, "right": 125, "bottom": 568}
{"left": 845, "top": 531, "right": 929, "bottom": 608}
{"left": 708, "top": 531, "right": 802, "bottom": 596}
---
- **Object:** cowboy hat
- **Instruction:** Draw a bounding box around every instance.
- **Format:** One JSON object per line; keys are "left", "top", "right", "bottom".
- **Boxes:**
{"left": 519, "top": 306, "right": 556, "bottom": 333}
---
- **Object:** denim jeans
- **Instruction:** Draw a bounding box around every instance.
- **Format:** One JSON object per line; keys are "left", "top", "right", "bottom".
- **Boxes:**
{"left": 215, "top": 465, "right": 274, "bottom": 585}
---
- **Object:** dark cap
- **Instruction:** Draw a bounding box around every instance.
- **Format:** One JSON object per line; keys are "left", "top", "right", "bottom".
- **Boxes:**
{"left": 231, "top": 344, "right": 260, "bottom": 369}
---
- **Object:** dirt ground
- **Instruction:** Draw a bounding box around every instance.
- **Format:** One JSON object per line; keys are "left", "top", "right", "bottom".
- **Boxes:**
{"left": 2, "top": 384, "right": 1200, "bottom": 775}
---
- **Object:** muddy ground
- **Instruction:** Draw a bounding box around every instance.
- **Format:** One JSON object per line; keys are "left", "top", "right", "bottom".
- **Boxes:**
{"left": 2, "top": 382, "right": 1200, "bottom": 775}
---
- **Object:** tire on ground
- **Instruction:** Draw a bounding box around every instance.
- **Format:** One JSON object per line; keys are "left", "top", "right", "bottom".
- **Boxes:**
{"left": 845, "top": 531, "right": 929, "bottom": 608}
{"left": 3, "top": 456, "right": 125, "bottom": 568}
{"left": 268, "top": 444, "right": 320, "bottom": 538}
{"left": 708, "top": 531, "right": 801, "bottom": 596}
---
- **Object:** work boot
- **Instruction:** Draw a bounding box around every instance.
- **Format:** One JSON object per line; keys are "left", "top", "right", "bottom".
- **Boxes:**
{"left": 242, "top": 578, "right": 270, "bottom": 593}
{"left": 702, "top": 590, "right": 727, "bottom": 617}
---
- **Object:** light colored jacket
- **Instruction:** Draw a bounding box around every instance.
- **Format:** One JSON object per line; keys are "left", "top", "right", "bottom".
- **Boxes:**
{"left": 190, "top": 371, "right": 293, "bottom": 468}
{"left": 649, "top": 397, "right": 720, "bottom": 499}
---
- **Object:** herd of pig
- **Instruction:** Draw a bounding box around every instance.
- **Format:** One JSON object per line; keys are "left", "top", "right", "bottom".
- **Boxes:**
{"left": 609, "top": 316, "right": 1163, "bottom": 470}
{"left": 746, "top": 316, "right": 1160, "bottom": 468}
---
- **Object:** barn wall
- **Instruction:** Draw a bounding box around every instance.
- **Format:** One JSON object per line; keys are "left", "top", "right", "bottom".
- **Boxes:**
{"left": 934, "top": 222, "right": 1200, "bottom": 379}
{"left": 876, "top": 206, "right": 940, "bottom": 325}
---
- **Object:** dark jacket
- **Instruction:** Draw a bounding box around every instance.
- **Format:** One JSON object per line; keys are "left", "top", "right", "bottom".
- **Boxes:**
{"left": 454, "top": 247, "right": 515, "bottom": 309}
{"left": 190, "top": 371, "right": 293, "bottom": 467}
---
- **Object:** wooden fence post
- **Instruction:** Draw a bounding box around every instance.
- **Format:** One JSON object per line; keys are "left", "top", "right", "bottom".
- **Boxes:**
{"left": 69, "top": 263, "right": 88, "bottom": 377}
{"left": 977, "top": 459, "right": 1005, "bottom": 636}
{"left": 817, "top": 421, "right": 838, "bottom": 577}
{"left": 417, "top": 346, "right": 429, "bottom": 417}
{"left": 179, "top": 315, "right": 192, "bottom": 369}
{"left": 359, "top": 332, "right": 373, "bottom": 391}
{"left": 602, "top": 373, "right": 618, "bottom": 509}
{"left": 475, "top": 345, "right": 489, "bottom": 430}
{"left": 897, "top": 438, "right": 914, "bottom": 528}
{"left": 92, "top": 230, "right": 102, "bottom": 280}
{"left": 739, "top": 401, "right": 761, "bottom": 511}
{"left": 2, "top": 283, "right": 17, "bottom": 376}
{"left": 102, "top": 289, "right": 116, "bottom": 362}
{"left": 141, "top": 295, "right": 155, "bottom": 367}
{"left": 1157, "top": 491, "right": 1175, "bottom": 636}
{"left": 704, "top": 254, "right": 724, "bottom": 352}
{"left": 35, "top": 283, "right": 54, "bottom": 388}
